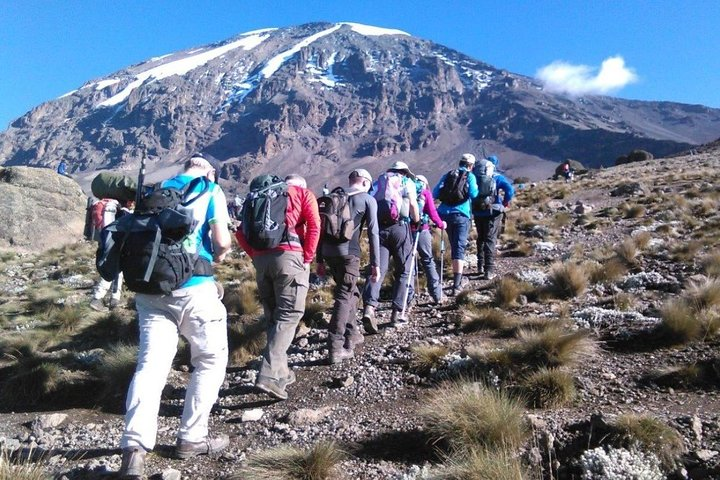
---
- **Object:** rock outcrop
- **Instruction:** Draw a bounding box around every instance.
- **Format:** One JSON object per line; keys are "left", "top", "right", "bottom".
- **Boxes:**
{"left": 0, "top": 166, "right": 86, "bottom": 252}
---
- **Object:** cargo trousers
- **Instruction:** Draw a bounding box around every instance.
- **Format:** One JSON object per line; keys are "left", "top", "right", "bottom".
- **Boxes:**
{"left": 253, "top": 251, "right": 309, "bottom": 384}
{"left": 325, "top": 255, "right": 363, "bottom": 353}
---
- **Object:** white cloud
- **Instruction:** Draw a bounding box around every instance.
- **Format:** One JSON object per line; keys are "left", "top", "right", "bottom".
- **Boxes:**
{"left": 536, "top": 56, "right": 638, "bottom": 96}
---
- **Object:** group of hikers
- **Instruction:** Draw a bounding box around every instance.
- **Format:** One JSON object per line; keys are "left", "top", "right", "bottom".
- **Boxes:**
{"left": 92, "top": 152, "right": 514, "bottom": 479}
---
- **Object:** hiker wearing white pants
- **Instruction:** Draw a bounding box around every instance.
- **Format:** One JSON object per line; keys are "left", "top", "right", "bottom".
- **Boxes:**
{"left": 119, "top": 154, "right": 232, "bottom": 480}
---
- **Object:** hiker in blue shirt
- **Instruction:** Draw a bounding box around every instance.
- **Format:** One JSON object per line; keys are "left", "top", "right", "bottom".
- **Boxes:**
{"left": 471, "top": 155, "right": 515, "bottom": 280}
{"left": 57, "top": 160, "right": 70, "bottom": 177}
{"left": 433, "top": 153, "right": 479, "bottom": 296}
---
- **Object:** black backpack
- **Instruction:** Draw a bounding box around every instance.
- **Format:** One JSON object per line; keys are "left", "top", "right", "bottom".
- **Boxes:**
{"left": 437, "top": 169, "right": 469, "bottom": 206}
{"left": 241, "top": 175, "right": 295, "bottom": 250}
{"left": 317, "top": 187, "right": 357, "bottom": 243}
{"left": 96, "top": 177, "right": 212, "bottom": 295}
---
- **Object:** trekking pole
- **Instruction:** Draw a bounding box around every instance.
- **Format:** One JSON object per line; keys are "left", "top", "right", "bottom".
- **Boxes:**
{"left": 439, "top": 228, "right": 446, "bottom": 303}
{"left": 135, "top": 146, "right": 147, "bottom": 209}
{"left": 400, "top": 230, "right": 421, "bottom": 320}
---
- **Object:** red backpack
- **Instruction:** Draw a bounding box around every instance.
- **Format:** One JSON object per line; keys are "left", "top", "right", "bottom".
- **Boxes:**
{"left": 92, "top": 199, "right": 117, "bottom": 230}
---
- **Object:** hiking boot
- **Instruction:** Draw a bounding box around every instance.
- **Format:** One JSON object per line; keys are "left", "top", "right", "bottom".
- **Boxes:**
{"left": 280, "top": 370, "right": 296, "bottom": 388}
{"left": 176, "top": 434, "right": 230, "bottom": 459}
{"left": 329, "top": 348, "right": 355, "bottom": 364}
{"left": 255, "top": 377, "right": 288, "bottom": 400}
{"left": 362, "top": 306, "right": 378, "bottom": 334}
{"left": 119, "top": 446, "right": 146, "bottom": 479}
{"left": 483, "top": 271, "right": 496, "bottom": 281}
{"left": 89, "top": 298, "right": 106, "bottom": 312}
{"left": 390, "top": 309, "right": 409, "bottom": 328}
{"left": 477, "top": 265, "right": 485, "bottom": 275}
{"left": 109, "top": 298, "right": 122, "bottom": 310}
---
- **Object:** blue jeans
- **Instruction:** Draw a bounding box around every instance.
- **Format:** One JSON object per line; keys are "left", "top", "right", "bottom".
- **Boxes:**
{"left": 442, "top": 213, "right": 470, "bottom": 260}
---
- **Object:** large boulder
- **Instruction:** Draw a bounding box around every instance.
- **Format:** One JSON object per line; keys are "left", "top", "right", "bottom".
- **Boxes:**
{"left": 0, "top": 166, "right": 87, "bottom": 252}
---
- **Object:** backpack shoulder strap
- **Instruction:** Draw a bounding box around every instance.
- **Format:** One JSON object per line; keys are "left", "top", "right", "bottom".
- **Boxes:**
{"left": 181, "top": 176, "right": 212, "bottom": 206}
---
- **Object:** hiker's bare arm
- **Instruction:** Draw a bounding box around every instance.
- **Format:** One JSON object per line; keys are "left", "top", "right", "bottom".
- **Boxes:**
{"left": 211, "top": 222, "right": 232, "bottom": 262}
{"left": 409, "top": 194, "right": 420, "bottom": 223}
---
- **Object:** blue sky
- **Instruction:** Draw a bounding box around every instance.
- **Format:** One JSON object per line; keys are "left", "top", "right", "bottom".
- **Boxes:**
{"left": 1, "top": 0, "right": 719, "bottom": 129}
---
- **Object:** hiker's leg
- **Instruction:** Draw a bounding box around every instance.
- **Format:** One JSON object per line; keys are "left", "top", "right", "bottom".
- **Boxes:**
{"left": 448, "top": 214, "right": 470, "bottom": 288}
{"left": 484, "top": 214, "right": 503, "bottom": 274}
{"left": 362, "top": 231, "right": 390, "bottom": 308}
{"left": 176, "top": 282, "right": 228, "bottom": 442}
{"left": 417, "top": 229, "right": 441, "bottom": 300}
{"left": 474, "top": 216, "right": 487, "bottom": 271}
{"left": 93, "top": 278, "right": 112, "bottom": 300}
{"left": 259, "top": 252, "right": 308, "bottom": 382}
{"left": 122, "top": 295, "right": 180, "bottom": 450}
{"left": 389, "top": 224, "right": 414, "bottom": 311}
{"left": 327, "top": 255, "right": 353, "bottom": 352}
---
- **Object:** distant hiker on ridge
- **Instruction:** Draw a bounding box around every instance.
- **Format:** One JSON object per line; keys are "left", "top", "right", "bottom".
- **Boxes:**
{"left": 471, "top": 155, "right": 514, "bottom": 280}
{"left": 433, "top": 153, "right": 478, "bottom": 296}
{"left": 317, "top": 168, "right": 380, "bottom": 364}
{"left": 236, "top": 174, "right": 320, "bottom": 400}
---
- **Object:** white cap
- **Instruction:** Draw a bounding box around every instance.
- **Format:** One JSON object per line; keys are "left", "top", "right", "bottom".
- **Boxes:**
{"left": 416, "top": 174, "right": 428, "bottom": 186}
{"left": 461, "top": 153, "right": 476, "bottom": 165}
{"left": 350, "top": 168, "right": 373, "bottom": 182}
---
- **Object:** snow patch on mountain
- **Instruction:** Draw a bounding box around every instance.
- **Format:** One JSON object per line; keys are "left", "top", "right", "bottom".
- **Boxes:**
{"left": 433, "top": 52, "right": 493, "bottom": 91}
{"left": 93, "top": 79, "right": 121, "bottom": 91}
{"left": 339, "top": 22, "right": 410, "bottom": 36}
{"left": 95, "top": 33, "right": 270, "bottom": 108}
{"left": 306, "top": 52, "right": 344, "bottom": 88}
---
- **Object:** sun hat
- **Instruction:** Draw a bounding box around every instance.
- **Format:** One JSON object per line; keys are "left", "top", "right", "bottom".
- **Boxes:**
{"left": 350, "top": 168, "right": 373, "bottom": 182}
{"left": 388, "top": 160, "right": 416, "bottom": 179}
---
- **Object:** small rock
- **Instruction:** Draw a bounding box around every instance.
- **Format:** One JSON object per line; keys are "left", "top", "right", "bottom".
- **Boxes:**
{"left": 332, "top": 375, "right": 355, "bottom": 388}
{"left": 160, "top": 469, "right": 182, "bottom": 480}
{"left": 32, "top": 413, "right": 68, "bottom": 434}
{"left": 297, "top": 337, "right": 309, "bottom": 348}
{"left": 692, "top": 415, "right": 703, "bottom": 443}
{"left": 241, "top": 409, "right": 264, "bottom": 423}
{"left": 285, "top": 407, "right": 332, "bottom": 426}
{"left": 534, "top": 241, "right": 555, "bottom": 252}
{"left": 694, "top": 449, "right": 718, "bottom": 462}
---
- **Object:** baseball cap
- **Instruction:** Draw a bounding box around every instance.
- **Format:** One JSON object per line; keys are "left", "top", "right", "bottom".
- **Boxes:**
{"left": 350, "top": 168, "right": 373, "bottom": 182}
{"left": 460, "top": 153, "right": 476, "bottom": 165}
{"left": 191, "top": 152, "right": 222, "bottom": 176}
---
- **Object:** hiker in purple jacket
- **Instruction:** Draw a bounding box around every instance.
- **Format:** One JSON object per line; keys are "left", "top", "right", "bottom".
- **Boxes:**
{"left": 414, "top": 175, "right": 446, "bottom": 304}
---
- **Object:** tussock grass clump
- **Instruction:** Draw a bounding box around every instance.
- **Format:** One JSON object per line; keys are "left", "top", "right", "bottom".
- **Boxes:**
{"left": 552, "top": 211, "right": 572, "bottom": 228}
{"left": 622, "top": 203, "right": 646, "bottom": 219}
{"left": 657, "top": 279, "right": 720, "bottom": 345}
{"left": 80, "top": 310, "right": 138, "bottom": 347}
{"left": 238, "top": 441, "right": 345, "bottom": 480}
{"left": 586, "top": 257, "right": 628, "bottom": 284}
{"left": 613, "top": 292, "right": 637, "bottom": 311}
{"left": 420, "top": 381, "right": 528, "bottom": 451}
{"left": 546, "top": 262, "right": 589, "bottom": 299}
{"left": 223, "top": 280, "right": 261, "bottom": 316}
{"left": 494, "top": 277, "right": 529, "bottom": 307}
{"left": 0, "top": 358, "right": 64, "bottom": 407}
{"left": 520, "top": 368, "right": 576, "bottom": 409}
{"left": 685, "top": 277, "right": 720, "bottom": 311}
{"left": 614, "top": 237, "right": 640, "bottom": 267}
{"left": 49, "top": 304, "right": 88, "bottom": 333}
{"left": 430, "top": 447, "right": 527, "bottom": 480}
{"left": 646, "top": 363, "right": 703, "bottom": 388}
{"left": 410, "top": 344, "right": 450, "bottom": 374}
{"left": 671, "top": 241, "right": 702, "bottom": 263}
{"left": 478, "top": 327, "right": 595, "bottom": 373}
{"left": 26, "top": 284, "right": 64, "bottom": 314}
{"left": 701, "top": 251, "right": 720, "bottom": 278}
{"left": 610, "top": 414, "right": 684, "bottom": 467}
{"left": 95, "top": 343, "right": 137, "bottom": 410}
{"left": 632, "top": 231, "right": 653, "bottom": 250}
{"left": 228, "top": 317, "right": 268, "bottom": 366}
{"left": 460, "top": 308, "right": 516, "bottom": 333}
{"left": 0, "top": 450, "right": 51, "bottom": 480}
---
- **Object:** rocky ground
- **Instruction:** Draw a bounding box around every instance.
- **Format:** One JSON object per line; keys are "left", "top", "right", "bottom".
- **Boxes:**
{"left": 1, "top": 150, "right": 719, "bottom": 479}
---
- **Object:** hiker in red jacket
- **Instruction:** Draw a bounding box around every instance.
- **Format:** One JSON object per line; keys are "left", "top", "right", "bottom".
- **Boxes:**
{"left": 235, "top": 174, "right": 320, "bottom": 400}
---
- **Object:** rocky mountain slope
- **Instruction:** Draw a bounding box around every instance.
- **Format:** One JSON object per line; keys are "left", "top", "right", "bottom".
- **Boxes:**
{"left": 0, "top": 166, "right": 86, "bottom": 252}
{"left": 1, "top": 143, "right": 719, "bottom": 479}
{"left": 2, "top": 22, "right": 720, "bottom": 192}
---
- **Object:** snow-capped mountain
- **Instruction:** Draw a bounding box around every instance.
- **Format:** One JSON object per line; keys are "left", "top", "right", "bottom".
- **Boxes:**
{"left": 2, "top": 22, "right": 720, "bottom": 189}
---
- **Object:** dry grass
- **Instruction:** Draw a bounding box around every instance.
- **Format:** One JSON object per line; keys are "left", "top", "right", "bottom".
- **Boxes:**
{"left": 632, "top": 231, "right": 653, "bottom": 250}
{"left": 223, "top": 280, "right": 261, "bottom": 316}
{"left": 411, "top": 344, "right": 450, "bottom": 374}
{"left": 460, "top": 308, "right": 516, "bottom": 333}
{"left": 494, "top": 277, "right": 529, "bottom": 308}
{"left": 671, "top": 241, "right": 702, "bottom": 263}
{"left": 586, "top": 256, "right": 628, "bottom": 284}
{"left": 613, "top": 292, "right": 637, "bottom": 311}
{"left": 546, "top": 262, "right": 589, "bottom": 299}
{"left": 647, "top": 363, "right": 704, "bottom": 388}
{"left": 552, "top": 212, "right": 572, "bottom": 228}
{"left": 657, "top": 278, "right": 720, "bottom": 345}
{"left": 610, "top": 414, "right": 685, "bottom": 468}
{"left": 701, "top": 251, "right": 720, "bottom": 278}
{"left": 95, "top": 343, "right": 137, "bottom": 410}
{"left": 622, "top": 203, "right": 646, "bottom": 219}
{"left": 520, "top": 368, "right": 576, "bottom": 409}
{"left": 228, "top": 317, "right": 268, "bottom": 366}
{"left": 0, "top": 357, "right": 64, "bottom": 407}
{"left": 25, "top": 283, "right": 65, "bottom": 314}
{"left": 614, "top": 237, "right": 640, "bottom": 267}
{"left": 237, "top": 441, "right": 345, "bottom": 480}
{"left": 477, "top": 326, "right": 596, "bottom": 373}
{"left": 685, "top": 277, "right": 720, "bottom": 311}
{"left": 430, "top": 447, "right": 527, "bottom": 480}
{"left": 420, "top": 381, "right": 528, "bottom": 451}
{"left": 0, "top": 449, "right": 50, "bottom": 480}
{"left": 48, "top": 304, "right": 89, "bottom": 333}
